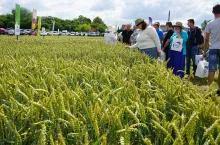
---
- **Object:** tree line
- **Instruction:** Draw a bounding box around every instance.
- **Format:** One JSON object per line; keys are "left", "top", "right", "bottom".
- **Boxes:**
{"left": 0, "top": 7, "right": 107, "bottom": 33}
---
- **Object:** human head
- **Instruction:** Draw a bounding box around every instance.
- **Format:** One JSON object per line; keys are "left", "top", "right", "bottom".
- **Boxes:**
{"left": 187, "top": 19, "right": 195, "bottom": 28}
{"left": 136, "top": 21, "right": 147, "bottom": 30}
{"left": 166, "top": 22, "right": 173, "bottom": 30}
{"left": 153, "top": 22, "right": 160, "bottom": 30}
{"left": 135, "top": 18, "right": 147, "bottom": 30}
{"left": 212, "top": 4, "right": 220, "bottom": 18}
{"left": 106, "top": 26, "right": 115, "bottom": 33}
{"left": 157, "top": 22, "right": 160, "bottom": 27}
{"left": 122, "top": 25, "right": 126, "bottom": 30}
{"left": 126, "top": 24, "right": 132, "bottom": 30}
{"left": 173, "top": 22, "right": 183, "bottom": 33}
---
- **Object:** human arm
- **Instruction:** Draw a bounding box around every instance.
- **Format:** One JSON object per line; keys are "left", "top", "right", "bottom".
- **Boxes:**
{"left": 148, "top": 27, "right": 161, "bottom": 52}
{"left": 195, "top": 27, "right": 203, "bottom": 45}
{"left": 203, "top": 24, "right": 211, "bottom": 57}
{"left": 159, "top": 31, "right": 164, "bottom": 44}
{"left": 162, "top": 39, "right": 170, "bottom": 51}
{"left": 162, "top": 31, "right": 173, "bottom": 51}
{"left": 128, "top": 43, "right": 138, "bottom": 49}
{"left": 203, "top": 32, "right": 210, "bottom": 58}
{"left": 179, "top": 31, "right": 188, "bottom": 52}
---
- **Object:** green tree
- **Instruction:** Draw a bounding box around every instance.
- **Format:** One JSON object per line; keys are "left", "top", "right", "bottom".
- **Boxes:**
{"left": 0, "top": 21, "right": 4, "bottom": 27}
{"left": 78, "top": 15, "right": 91, "bottom": 24}
{"left": 12, "top": 7, "right": 32, "bottom": 29}
{"left": 79, "top": 24, "right": 91, "bottom": 32}
{"left": 93, "top": 17, "right": 104, "bottom": 24}
{"left": 7, "top": 21, "right": 15, "bottom": 28}
{"left": 54, "top": 22, "right": 63, "bottom": 31}
{"left": 0, "top": 7, "right": 108, "bottom": 32}
{"left": 201, "top": 20, "right": 211, "bottom": 30}
{"left": 91, "top": 17, "right": 107, "bottom": 33}
{"left": 0, "top": 15, "right": 7, "bottom": 27}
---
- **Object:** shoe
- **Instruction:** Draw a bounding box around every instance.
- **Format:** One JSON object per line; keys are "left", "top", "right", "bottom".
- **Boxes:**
{"left": 217, "top": 90, "right": 220, "bottom": 96}
{"left": 193, "top": 72, "right": 196, "bottom": 76}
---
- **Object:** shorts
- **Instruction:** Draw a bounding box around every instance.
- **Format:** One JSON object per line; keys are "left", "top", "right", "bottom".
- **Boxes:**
{"left": 209, "top": 49, "right": 220, "bottom": 71}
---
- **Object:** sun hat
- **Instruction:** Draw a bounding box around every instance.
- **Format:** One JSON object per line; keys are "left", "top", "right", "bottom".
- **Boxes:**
{"left": 173, "top": 22, "right": 184, "bottom": 28}
{"left": 135, "top": 18, "right": 144, "bottom": 26}
{"left": 153, "top": 22, "right": 160, "bottom": 27}
{"left": 106, "top": 26, "right": 115, "bottom": 32}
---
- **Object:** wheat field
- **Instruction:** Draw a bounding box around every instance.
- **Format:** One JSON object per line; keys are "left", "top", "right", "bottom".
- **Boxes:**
{"left": 0, "top": 36, "right": 220, "bottom": 145}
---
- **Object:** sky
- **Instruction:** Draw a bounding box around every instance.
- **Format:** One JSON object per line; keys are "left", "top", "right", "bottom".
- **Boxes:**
{"left": 0, "top": 0, "right": 219, "bottom": 27}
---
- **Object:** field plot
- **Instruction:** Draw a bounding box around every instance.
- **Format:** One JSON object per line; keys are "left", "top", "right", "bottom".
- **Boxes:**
{"left": 0, "top": 36, "right": 220, "bottom": 145}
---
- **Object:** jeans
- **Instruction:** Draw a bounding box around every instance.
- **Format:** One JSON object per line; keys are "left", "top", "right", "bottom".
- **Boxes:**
{"left": 186, "top": 45, "right": 199, "bottom": 74}
{"left": 209, "top": 49, "right": 220, "bottom": 71}
{"left": 139, "top": 47, "right": 158, "bottom": 59}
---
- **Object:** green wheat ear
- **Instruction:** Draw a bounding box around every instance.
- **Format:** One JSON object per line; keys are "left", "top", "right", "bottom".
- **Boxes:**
{"left": 38, "top": 124, "right": 47, "bottom": 145}
{"left": 182, "top": 112, "right": 199, "bottom": 143}
{"left": 120, "top": 136, "right": 125, "bottom": 145}
{"left": 203, "top": 119, "right": 220, "bottom": 138}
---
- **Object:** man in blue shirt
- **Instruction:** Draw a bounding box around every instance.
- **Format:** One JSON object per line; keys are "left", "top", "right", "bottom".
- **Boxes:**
{"left": 153, "top": 22, "right": 164, "bottom": 44}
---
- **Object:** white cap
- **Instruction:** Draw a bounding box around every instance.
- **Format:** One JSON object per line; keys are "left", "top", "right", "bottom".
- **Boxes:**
{"left": 106, "top": 26, "right": 115, "bottom": 32}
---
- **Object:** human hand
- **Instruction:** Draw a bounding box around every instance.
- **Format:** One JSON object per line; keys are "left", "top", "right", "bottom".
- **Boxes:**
{"left": 158, "top": 50, "right": 162, "bottom": 57}
{"left": 203, "top": 51, "right": 207, "bottom": 58}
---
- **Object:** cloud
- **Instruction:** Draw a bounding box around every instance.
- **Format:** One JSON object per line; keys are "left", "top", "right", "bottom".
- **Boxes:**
{"left": 0, "top": 0, "right": 219, "bottom": 27}
{"left": 91, "top": 0, "right": 116, "bottom": 11}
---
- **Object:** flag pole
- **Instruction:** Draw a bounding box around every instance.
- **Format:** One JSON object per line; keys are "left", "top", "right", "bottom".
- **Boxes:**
{"left": 15, "top": 4, "right": 20, "bottom": 40}
{"left": 168, "top": 10, "right": 170, "bottom": 21}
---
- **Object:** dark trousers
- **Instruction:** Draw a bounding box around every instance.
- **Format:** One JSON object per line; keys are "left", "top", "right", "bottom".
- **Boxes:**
{"left": 186, "top": 45, "right": 199, "bottom": 74}
{"left": 164, "top": 47, "right": 169, "bottom": 61}
{"left": 168, "top": 50, "right": 186, "bottom": 79}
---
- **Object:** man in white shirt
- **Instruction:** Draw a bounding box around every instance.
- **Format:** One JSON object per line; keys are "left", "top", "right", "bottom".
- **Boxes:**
{"left": 104, "top": 27, "right": 118, "bottom": 45}
{"left": 203, "top": 4, "right": 220, "bottom": 96}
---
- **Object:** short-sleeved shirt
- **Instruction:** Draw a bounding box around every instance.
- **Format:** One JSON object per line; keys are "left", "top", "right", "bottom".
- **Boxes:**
{"left": 157, "top": 28, "right": 164, "bottom": 40}
{"left": 122, "top": 30, "right": 133, "bottom": 44}
{"left": 170, "top": 30, "right": 188, "bottom": 55}
{"left": 204, "top": 18, "right": 220, "bottom": 50}
{"left": 163, "top": 29, "right": 174, "bottom": 50}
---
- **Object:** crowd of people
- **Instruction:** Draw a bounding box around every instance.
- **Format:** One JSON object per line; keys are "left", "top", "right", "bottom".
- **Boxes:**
{"left": 104, "top": 4, "right": 220, "bottom": 96}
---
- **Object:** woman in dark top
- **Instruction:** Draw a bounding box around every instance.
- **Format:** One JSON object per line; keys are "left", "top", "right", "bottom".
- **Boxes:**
{"left": 162, "top": 22, "right": 174, "bottom": 61}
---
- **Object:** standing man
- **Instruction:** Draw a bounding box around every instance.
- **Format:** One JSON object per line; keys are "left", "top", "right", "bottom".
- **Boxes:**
{"left": 186, "top": 19, "right": 203, "bottom": 75}
{"left": 162, "top": 22, "right": 174, "bottom": 61}
{"left": 153, "top": 22, "right": 164, "bottom": 44}
{"left": 203, "top": 4, "right": 220, "bottom": 96}
{"left": 122, "top": 24, "right": 133, "bottom": 45}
